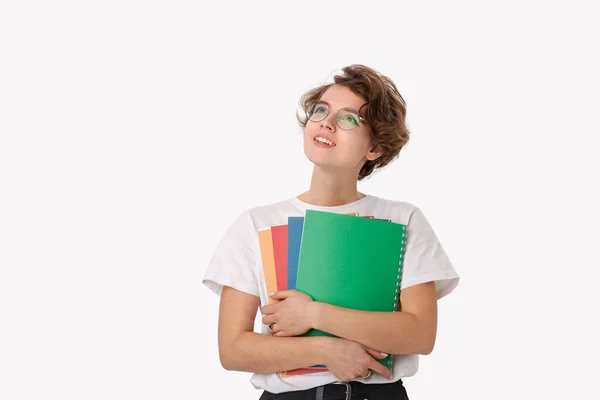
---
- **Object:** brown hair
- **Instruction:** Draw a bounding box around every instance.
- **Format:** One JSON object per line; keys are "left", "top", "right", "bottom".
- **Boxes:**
{"left": 296, "top": 64, "right": 410, "bottom": 180}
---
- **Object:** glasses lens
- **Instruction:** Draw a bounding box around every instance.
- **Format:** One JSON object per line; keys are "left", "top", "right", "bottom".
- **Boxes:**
{"left": 308, "top": 101, "right": 329, "bottom": 122}
{"left": 337, "top": 109, "right": 361, "bottom": 130}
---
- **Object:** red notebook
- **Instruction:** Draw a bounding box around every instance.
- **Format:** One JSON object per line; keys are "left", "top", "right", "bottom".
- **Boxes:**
{"left": 271, "top": 224, "right": 288, "bottom": 291}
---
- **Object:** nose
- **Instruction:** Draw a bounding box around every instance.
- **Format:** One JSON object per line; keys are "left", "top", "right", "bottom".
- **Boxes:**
{"left": 320, "top": 112, "right": 336, "bottom": 132}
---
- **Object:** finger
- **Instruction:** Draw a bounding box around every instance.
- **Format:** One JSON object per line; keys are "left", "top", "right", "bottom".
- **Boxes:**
{"left": 270, "top": 326, "right": 290, "bottom": 337}
{"left": 269, "top": 290, "right": 293, "bottom": 300}
{"left": 364, "top": 347, "right": 388, "bottom": 360}
{"left": 369, "top": 359, "right": 393, "bottom": 379}
{"left": 276, "top": 330, "right": 296, "bottom": 337}
{"left": 261, "top": 315, "right": 275, "bottom": 325}
{"left": 261, "top": 304, "right": 275, "bottom": 315}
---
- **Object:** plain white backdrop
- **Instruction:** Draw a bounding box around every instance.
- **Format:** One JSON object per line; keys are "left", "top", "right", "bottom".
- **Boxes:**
{"left": 1, "top": 1, "right": 599, "bottom": 399}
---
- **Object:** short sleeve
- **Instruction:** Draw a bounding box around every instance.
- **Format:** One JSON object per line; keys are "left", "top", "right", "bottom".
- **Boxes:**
{"left": 202, "top": 210, "right": 260, "bottom": 298}
{"left": 400, "top": 207, "right": 459, "bottom": 299}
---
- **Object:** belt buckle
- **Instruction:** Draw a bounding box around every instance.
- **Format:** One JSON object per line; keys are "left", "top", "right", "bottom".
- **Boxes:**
{"left": 343, "top": 382, "right": 351, "bottom": 400}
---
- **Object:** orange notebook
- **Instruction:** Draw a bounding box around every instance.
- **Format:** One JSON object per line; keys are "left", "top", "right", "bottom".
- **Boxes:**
{"left": 258, "top": 229, "right": 277, "bottom": 305}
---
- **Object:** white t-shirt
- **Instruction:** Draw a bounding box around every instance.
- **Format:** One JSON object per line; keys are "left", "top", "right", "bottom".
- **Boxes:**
{"left": 202, "top": 194, "right": 459, "bottom": 394}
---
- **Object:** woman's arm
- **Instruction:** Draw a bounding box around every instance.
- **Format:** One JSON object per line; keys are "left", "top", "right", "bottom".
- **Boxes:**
{"left": 219, "top": 286, "right": 394, "bottom": 379}
{"left": 310, "top": 281, "right": 438, "bottom": 355}
{"left": 263, "top": 281, "right": 438, "bottom": 356}
{"left": 218, "top": 285, "right": 330, "bottom": 374}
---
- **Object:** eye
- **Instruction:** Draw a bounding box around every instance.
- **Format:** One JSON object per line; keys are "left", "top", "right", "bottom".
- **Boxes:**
{"left": 341, "top": 115, "right": 359, "bottom": 126}
{"left": 314, "top": 107, "right": 327, "bottom": 114}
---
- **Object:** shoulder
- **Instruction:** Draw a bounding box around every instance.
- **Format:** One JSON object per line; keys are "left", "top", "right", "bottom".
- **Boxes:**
{"left": 367, "top": 195, "right": 421, "bottom": 224}
{"left": 372, "top": 195, "right": 419, "bottom": 212}
{"left": 236, "top": 198, "right": 298, "bottom": 232}
{"left": 247, "top": 198, "right": 291, "bottom": 217}
{"left": 210, "top": 199, "right": 292, "bottom": 256}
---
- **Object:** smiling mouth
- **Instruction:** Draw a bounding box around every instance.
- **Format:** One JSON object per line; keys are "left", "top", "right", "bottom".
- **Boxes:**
{"left": 314, "top": 137, "right": 336, "bottom": 147}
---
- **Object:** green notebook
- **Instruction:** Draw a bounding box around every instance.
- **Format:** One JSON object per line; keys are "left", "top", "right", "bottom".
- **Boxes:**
{"left": 295, "top": 210, "right": 407, "bottom": 370}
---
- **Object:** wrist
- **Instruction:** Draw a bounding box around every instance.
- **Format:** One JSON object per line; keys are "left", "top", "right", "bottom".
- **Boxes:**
{"left": 308, "top": 301, "right": 325, "bottom": 329}
{"left": 313, "top": 335, "right": 336, "bottom": 365}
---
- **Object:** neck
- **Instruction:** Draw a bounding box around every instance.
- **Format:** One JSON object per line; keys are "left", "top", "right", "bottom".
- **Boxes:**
{"left": 297, "top": 167, "right": 366, "bottom": 207}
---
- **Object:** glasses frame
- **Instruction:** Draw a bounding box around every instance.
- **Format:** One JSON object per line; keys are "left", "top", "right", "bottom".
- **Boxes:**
{"left": 307, "top": 100, "right": 369, "bottom": 131}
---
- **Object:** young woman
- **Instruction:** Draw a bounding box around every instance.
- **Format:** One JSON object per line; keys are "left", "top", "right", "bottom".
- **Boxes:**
{"left": 203, "top": 64, "right": 460, "bottom": 399}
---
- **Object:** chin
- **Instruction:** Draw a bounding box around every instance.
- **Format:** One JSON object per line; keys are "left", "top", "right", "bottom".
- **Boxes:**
{"left": 303, "top": 144, "right": 327, "bottom": 165}
{"left": 303, "top": 152, "right": 340, "bottom": 172}
{"left": 303, "top": 136, "right": 345, "bottom": 169}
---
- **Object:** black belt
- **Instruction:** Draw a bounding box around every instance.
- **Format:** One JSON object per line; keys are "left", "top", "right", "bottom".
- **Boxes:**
{"left": 259, "top": 378, "right": 405, "bottom": 400}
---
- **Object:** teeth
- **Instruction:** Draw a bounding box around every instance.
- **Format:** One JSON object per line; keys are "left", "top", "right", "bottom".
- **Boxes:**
{"left": 315, "top": 137, "right": 335, "bottom": 146}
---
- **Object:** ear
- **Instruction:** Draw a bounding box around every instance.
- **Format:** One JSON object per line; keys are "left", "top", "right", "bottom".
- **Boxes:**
{"left": 366, "top": 144, "right": 383, "bottom": 161}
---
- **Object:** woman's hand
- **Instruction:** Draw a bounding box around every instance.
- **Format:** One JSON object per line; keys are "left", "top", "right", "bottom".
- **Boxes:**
{"left": 321, "top": 337, "right": 393, "bottom": 381}
{"left": 260, "top": 290, "right": 317, "bottom": 337}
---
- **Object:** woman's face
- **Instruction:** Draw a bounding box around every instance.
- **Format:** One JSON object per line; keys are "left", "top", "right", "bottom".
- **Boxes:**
{"left": 303, "top": 84, "right": 381, "bottom": 175}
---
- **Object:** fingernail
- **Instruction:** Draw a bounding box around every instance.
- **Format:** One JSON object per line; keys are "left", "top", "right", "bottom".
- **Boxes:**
{"left": 380, "top": 352, "right": 388, "bottom": 357}
{"left": 268, "top": 292, "right": 275, "bottom": 296}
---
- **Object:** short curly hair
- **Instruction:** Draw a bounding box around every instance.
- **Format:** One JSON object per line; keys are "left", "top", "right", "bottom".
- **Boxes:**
{"left": 296, "top": 64, "right": 410, "bottom": 180}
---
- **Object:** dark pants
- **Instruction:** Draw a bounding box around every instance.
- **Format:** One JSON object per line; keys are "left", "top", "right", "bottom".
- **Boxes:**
{"left": 259, "top": 378, "right": 409, "bottom": 400}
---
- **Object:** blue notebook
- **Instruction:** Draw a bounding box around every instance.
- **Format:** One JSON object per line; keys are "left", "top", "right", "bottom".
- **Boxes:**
{"left": 287, "top": 216, "right": 304, "bottom": 290}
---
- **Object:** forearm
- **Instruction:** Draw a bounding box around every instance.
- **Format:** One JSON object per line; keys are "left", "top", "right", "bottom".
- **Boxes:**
{"left": 312, "top": 303, "right": 433, "bottom": 355}
{"left": 221, "top": 331, "right": 330, "bottom": 374}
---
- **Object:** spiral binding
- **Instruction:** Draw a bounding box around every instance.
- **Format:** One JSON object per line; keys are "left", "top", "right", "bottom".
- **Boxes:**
{"left": 393, "top": 225, "right": 407, "bottom": 311}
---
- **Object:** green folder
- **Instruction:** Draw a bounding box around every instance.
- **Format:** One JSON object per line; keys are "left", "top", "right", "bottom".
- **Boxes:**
{"left": 295, "top": 210, "right": 407, "bottom": 370}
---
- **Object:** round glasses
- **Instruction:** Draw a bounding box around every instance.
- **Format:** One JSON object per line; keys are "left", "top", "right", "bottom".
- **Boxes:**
{"left": 308, "top": 101, "right": 367, "bottom": 131}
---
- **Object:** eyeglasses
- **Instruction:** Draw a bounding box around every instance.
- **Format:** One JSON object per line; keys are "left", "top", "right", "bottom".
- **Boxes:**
{"left": 307, "top": 101, "right": 368, "bottom": 131}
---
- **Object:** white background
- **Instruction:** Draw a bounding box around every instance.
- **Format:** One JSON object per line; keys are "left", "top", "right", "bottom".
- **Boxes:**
{"left": 1, "top": 1, "right": 599, "bottom": 399}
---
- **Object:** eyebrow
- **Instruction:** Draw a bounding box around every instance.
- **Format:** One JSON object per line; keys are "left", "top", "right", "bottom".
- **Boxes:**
{"left": 316, "top": 100, "right": 360, "bottom": 112}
